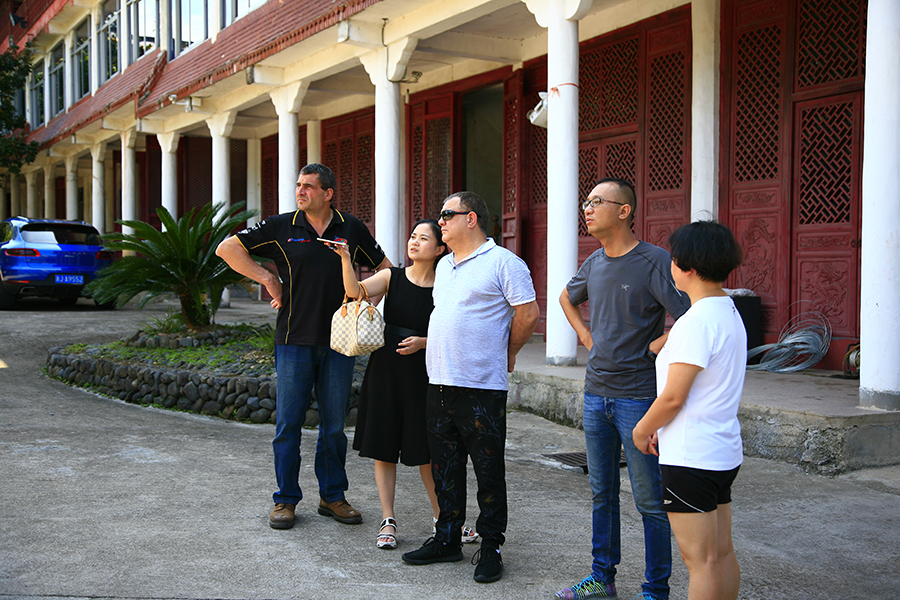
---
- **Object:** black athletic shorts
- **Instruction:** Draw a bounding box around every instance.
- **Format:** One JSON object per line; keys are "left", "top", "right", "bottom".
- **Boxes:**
{"left": 660, "top": 464, "right": 740, "bottom": 513}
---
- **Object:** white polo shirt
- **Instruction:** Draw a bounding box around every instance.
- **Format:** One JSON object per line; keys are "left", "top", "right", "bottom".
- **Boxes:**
{"left": 426, "top": 239, "right": 536, "bottom": 391}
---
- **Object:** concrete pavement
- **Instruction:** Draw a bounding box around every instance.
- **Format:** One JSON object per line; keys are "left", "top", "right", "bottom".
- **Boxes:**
{"left": 1, "top": 296, "right": 898, "bottom": 599}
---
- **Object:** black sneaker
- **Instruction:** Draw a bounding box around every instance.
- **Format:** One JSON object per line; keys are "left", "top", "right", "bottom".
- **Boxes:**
{"left": 472, "top": 546, "right": 503, "bottom": 583}
{"left": 401, "top": 537, "right": 464, "bottom": 565}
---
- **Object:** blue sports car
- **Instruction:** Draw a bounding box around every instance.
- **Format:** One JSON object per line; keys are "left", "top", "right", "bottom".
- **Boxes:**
{"left": 0, "top": 217, "right": 115, "bottom": 309}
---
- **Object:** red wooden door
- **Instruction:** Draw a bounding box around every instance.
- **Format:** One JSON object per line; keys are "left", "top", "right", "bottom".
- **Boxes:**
{"left": 501, "top": 69, "right": 526, "bottom": 255}
{"left": 323, "top": 110, "right": 375, "bottom": 232}
{"left": 722, "top": 0, "right": 865, "bottom": 351}
{"left": 792, "top": 93, "right": 862, "bottom": 338}
{"left": 406, "top": 93, "right": 460, "bottom": 231}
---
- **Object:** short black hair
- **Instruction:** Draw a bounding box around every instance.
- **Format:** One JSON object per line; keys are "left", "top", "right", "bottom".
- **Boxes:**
{"left": 446, "top": 191, "right": 490, "bottom": 236}
{"left": 596, "top": 177, "right": 637, "bottom": 224}
{"left": 299, "top": 163, "right": 336, "bottom": 193}
{"left": 669, "top": 221, "right": 743, "bottom": 283}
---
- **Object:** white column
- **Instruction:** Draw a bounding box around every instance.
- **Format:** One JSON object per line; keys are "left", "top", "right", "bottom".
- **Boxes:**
{"left": 158, "top": 132, "right": 180, "bottom": 221}
{"left": 65, "top": 156, "right": 79, "bottom": 220}
{"left": 247, "top": 137, "right": 262, "bottom": 225}
{"left": 269, "top": 82, "right": 308, "bottom": 213}
{"left": 91, "top": 143, "right": 106, "bottom": 232}
{"left": 307, "top": 120, "right": 322, "bottom": 164}
{"left": 361, "top": 38, "right": 417, "bottom": 265}
{"left": 104, "top": 155, "right": 115, "bottom": 231}
{"left": 690, "top": 0, "right": 720, "bottom": 220}
{"left": 207, "top": 112, "right": 236, "bottom": 307}
{"left": 25, "top": 172, "right": 38, "bottom": 217}
{"left": 121, "top": 129, "right": 137, "bottom": 234}
{"left": 44, "top": 165, "right": 56, "bottom": 219}
{"left": 81, "top": 164, "right": 92, "bottom": 223}
{"left": 207, "top": 112, "right": 236, "bottom": 211}
{"left": 860, "top": 0, "right": 900, "bottom": 410}
{"left": 527, "top": 0, "right": 592, "bottom": 366}
{"left": 10, "top": 174, "right": 20, "bottom": 216}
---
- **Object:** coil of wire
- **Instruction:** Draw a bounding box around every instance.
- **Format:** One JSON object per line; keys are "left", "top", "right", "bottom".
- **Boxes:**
{"left": 747, "top": 311, "right": 832, "bottom": 373}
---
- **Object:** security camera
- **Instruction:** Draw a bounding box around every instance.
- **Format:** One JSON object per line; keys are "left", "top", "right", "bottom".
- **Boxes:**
{"left": 167, "top": 94, "right": 177, "bottom": 103}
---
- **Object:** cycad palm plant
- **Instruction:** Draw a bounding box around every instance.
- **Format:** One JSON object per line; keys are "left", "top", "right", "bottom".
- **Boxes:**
{"left": 86, "top": 202, "right": 258, "bottom": 331}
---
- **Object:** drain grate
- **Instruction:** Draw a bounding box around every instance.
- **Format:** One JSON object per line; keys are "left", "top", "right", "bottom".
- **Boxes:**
{"left": 543, "top": 450, "right": 628, "bottom": 473}
{"left": 543, "top": 452, "right": 589, "bottom": 473}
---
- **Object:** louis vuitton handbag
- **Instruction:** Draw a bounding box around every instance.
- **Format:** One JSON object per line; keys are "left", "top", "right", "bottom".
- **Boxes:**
{"left": 330, "top": 281, "right": 385, "bottom": 356}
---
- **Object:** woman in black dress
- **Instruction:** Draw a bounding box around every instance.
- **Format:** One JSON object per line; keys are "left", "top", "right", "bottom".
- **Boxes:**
{"left": 333, "top": 220, "right": 476, "bottom": 549}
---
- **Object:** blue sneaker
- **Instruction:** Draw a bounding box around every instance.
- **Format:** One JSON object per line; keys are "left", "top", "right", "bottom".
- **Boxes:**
{"left": 555, "top": 575, "right": 617, "bottom": 599}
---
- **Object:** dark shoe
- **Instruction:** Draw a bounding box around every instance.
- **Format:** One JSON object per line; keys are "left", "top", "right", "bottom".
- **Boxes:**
{"left": 401, "top": 537, "right": 464, "bottom": 565}
{"left": 318, "top": 498, "right": 363, "bottom": 524}
{"left": 472, "top": 546, "right": 503, "bottom": 583}
{"left": 268, "top": 503, "right": 296, "bottom": 529}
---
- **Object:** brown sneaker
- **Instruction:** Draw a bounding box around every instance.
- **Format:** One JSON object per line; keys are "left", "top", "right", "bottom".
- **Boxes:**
{"left": 317, "top": 498, "right": 363, "bottom": 524}
{"left": 268, "top": 503, "right": 296, "bottom": 529}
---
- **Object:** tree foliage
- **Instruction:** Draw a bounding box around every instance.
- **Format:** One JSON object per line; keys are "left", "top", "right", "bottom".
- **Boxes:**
{"left": 85, "top": 202, "right": 259, "bottom": 331}
{"left": 0, "top": 42, "right": 39, "bottom": 174}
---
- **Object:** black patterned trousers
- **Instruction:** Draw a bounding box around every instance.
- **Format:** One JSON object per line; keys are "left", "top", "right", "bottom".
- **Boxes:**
{"left": 426, "top": 384, "right": 507, "bottom": 548}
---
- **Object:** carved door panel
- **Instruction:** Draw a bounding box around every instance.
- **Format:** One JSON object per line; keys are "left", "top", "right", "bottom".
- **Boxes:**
{"left": 792, "top": 94, "right": 861, "bottom": 337}
{"left": 501, "top": 69, "right": 525, "bottom": 255}
{"left": 406, "top": 94, "right": 460, "bottom": 232}
{"left": 323, "top": 112, "right": 375, "bottom": 232}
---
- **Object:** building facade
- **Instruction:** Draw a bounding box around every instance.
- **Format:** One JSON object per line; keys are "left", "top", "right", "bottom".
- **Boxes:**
{"left": 3, "top": 0, "right": 898, "bottom": 409}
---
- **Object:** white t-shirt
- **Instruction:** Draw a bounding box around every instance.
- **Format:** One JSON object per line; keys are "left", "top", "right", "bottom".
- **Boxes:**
{"left": 656, "top": 296, "right": 747, "bottom": 471}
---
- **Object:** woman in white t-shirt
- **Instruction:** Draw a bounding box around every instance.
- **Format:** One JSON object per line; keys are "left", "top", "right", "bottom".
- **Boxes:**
{"left": 633, "top": 221, "right": 746, "bottom": 600}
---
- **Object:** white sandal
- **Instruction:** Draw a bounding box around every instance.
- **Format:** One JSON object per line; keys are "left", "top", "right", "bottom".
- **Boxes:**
{"left": 432, "top": 516, "right": 480, "bottom": 543}
{"left": 376, "top": 517, "right": 397, "bottom": 549}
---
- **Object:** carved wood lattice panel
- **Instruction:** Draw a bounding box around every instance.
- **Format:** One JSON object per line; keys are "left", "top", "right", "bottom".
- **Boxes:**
{"left": 734, "top": 24, "right": 782, "bottom": 182}
{"left": 798, "top": 102, "right": 854, "bottom": 225}
{"left": 356, "top": 134, "right": 373, "bottom": 223}
{"left": 580, "top": 38, "right": 639, "bottom": 131}
{"left": 426, "top": 116, "right": 452, "bottom": 221}
{"left": 504, "top": 92, "right": 518, "bottom": 215}
{"left": 797, "top": 0, "right": 863, "bottom": 89}
{"left": 411, "top": 124, "right": 424, "bottom": 223}
{"left": 647, "top": 51, "right": 685, "bottom": 192}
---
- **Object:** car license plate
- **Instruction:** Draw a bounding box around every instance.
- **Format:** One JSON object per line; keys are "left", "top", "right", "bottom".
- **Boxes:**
{"left": 55, "top": 274, "right": 84, "bottom": 285}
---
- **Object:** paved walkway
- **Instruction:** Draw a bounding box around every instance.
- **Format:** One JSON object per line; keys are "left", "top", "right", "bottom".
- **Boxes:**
{"left": 0, "top": 296, "right": 898, "bottom": 600}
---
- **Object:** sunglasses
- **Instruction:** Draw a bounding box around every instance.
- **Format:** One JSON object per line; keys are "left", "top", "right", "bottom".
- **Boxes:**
{"left": 439, "top": 209, "right": 471, "bottom": 221}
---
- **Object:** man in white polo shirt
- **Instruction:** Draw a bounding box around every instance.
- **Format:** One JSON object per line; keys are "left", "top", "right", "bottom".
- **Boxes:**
{"left": 401, "top": 191, "right": 539, "bottom": 584}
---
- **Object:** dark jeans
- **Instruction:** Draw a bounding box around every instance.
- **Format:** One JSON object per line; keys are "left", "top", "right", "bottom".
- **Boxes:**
{"left": 272, "top": 345, "right": 355, "bottom": 505}
{"left": 426, "top": 384, "right": 507, "bottom": 548}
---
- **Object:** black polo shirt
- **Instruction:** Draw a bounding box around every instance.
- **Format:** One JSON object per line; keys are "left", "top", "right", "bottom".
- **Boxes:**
{"left": 235, "top": 208, "right": 387, "bottom": 346}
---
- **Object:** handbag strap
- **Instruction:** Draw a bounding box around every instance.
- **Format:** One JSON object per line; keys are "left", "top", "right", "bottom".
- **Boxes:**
{"left": 358, "top": 280, "right": 371, "bottom": 303}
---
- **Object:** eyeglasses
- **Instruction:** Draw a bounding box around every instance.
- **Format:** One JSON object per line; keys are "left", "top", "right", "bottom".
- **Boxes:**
{"left": 439, "top": 209, "right": 471, "bottom": 221}
{"left": 582, "top": 196, "right": 626, "bottom": 210}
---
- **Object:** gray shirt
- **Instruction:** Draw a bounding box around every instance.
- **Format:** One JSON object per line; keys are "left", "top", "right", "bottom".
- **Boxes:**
{"left": 426, "top": 239, "right": 536, "bottom": 391}
{"left": 566, "top": 241, "right": 690, "bottom": 398}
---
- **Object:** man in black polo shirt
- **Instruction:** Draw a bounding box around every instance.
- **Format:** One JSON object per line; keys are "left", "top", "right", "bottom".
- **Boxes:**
{"left": 217, "top": 163, "right": 391, "bottom": 530}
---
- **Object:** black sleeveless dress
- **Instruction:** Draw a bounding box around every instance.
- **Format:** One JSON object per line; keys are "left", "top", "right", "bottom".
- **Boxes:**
{"left": 353, "top": 267, "right": 434, "bottom": 465}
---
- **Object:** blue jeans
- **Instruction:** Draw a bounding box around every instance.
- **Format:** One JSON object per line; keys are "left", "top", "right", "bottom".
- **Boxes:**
{"left": 583, "top": 392, "right": 671, "bottom": 599}
{"left": 272, "top": 345, "right": 355, "bottom": 505}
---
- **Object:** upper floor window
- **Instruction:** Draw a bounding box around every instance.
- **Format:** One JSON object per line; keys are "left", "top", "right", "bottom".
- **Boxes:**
{"left": 48, "top": 44, "right": 65, "bottom": 116}
{"left": 126, "top": 0, "right": 158, "bottom": 64}
{"left": 174, "top": 0, "right": 208, "bottom": 56}
{"left": 30, "top": 59, "right": 44, "bottom": 127}
{"left": 223, "top": 0, "right": 266, "bottom": 25}
{"left": 99, "top": 0, "right": 120, "bottom": 83}
{"left": 72, "top": 18, "right": 91, "bottom": 101}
